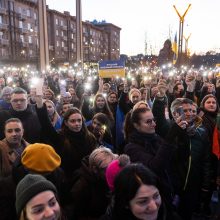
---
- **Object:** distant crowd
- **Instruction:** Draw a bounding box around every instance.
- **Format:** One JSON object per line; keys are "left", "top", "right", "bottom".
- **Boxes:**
{"left": 0, "top": 65, "right": 219, "bottom": 220}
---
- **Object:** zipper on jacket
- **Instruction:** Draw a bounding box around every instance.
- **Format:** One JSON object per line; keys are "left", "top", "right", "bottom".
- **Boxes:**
{"left": 183, "top": 139, "right": 191, "bottom": 191}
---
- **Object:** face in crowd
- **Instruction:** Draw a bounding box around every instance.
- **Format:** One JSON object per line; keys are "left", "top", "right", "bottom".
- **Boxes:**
{"left": 102, "top": 84, "right": 110, "bottom": 94}
{"left": 62, "top": 104, "right": 73, "bottom": 115}
{"left": 204, "top": 97, "right": 217, "bottom": 112}
{"left": 45, "top": 101, "right": 55, "bottom": 117}
{"left": 133, "top": 110, "right": 156, "bottom": 134}
{"left": 174, "top": 103, "right": 195, "bottom": 124}
{"left": 95, "top": 96, "right": 106, "bottom": 110}
{"left": 91, "top": 118, "right": 105, "bottom": 136}
{"left": 130, "top": 91, "right": 141, "bottom": 105}
{"left": 130, "top": 184, "right": 162, "bottom": 220}
{"left": 11, "top": 93, "right": 28, "bottom": 111}
{"left": 44, "top": 91, "right": 53, "bottom": 100}
{"left": 107, "top": 93, "right": 117, "bottom": 104}
{"left": 62, "top": 93, "right": 72, "bottom": 104}
{"left": 64, "top": 112, "right": 82, "bottom": 132}
{"left": 25, "top": 190, "right": 61, "bottom": 220}
{"left": 2, "top": 92, "right": 11, "bottom": 103}
{"left": 4, "top": 121, "right": 24, "bottom": 146}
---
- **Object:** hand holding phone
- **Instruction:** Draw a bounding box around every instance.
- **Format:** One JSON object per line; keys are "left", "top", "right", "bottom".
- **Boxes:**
{"left": 176, "top": 106, "right": 185, "bottom": 120}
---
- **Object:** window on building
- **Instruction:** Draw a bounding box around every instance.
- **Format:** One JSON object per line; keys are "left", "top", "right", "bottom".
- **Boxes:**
{"left": 60, "top": 20, "right": 63, "bottom": 26}
{"left": 0, "top": 16, "right": 2, "bottom": 24}
{"left": 57, "top": 41, "right": 59, "bottom": 47}
{"left": 29, "top": 49, "right": 33, "bottom": 55}
{"left": 55, "top": 18, "right": 58, "bottom": 25}
{"left": 71, "top": 33, "right": 74, "bottom": 39}
{"left": 22, "top": 9, "right": 26, "bottom": 16}
{"left": 18, "top": 7, "right": 22, "bottom": 14}
{"left": 61, "top": 41, "right": 64, "bottom": 47}
{"left": 26, "top": 9, "right": 31, "bottom": 17}
{"left": 27, "top": 23, "right": 31, "bottom": 30}
{"left": 28, "top": 36, "right": 32, "bottom": 43}
{"left": 19, "top": 21, "right": 23, "bottom": 28}
{"left": 61, "top": 31, "right": 64, "bottom": 37}
{"left": 56, "top": 30, "right": 59, "bottom": 36}
{"left": 20, "top": 35, "right": 24, "bottom": 42}
{"left": 71, "top": 43, "right": 74, "bottom": 49}
{"left": 34, "top": 12, "right": 37, "bottom": 20}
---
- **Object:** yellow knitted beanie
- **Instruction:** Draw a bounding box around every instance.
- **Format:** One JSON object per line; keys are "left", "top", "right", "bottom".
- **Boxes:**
{"left": 21, "top": 143, "right": 61, "bottom": 173}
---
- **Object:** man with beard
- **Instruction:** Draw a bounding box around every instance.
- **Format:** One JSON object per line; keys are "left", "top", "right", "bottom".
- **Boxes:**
{"left": 0, "top": 118, "right": 28, "bottom": 177}
{"left": 0, "top": 87, "right": 42, "bottom": 143}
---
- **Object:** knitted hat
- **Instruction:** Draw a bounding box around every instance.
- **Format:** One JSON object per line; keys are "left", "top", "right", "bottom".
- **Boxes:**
{"left": 105, "top": 154, "right": 130, "bottom": 191}
{"left": 16, "top": 174, "right": 57, "bottom": 215}
{"left": 21, "top": 143, "right": 61, "bottom": 173}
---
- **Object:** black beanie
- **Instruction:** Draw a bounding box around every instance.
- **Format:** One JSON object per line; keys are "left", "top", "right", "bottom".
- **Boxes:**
{"left": 16, "top": 174, "right": 57, "bottom": 216}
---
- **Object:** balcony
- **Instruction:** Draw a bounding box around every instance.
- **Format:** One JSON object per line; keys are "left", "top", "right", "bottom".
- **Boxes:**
{"left": 62, "top": 26, "right": 67, "bottom": 31}
{"left": 0, "top": 23, "right": 8, "bottom": 30}
{"left": 17, "top": 12, "right": 27, "bottom": 20}
{"left": 0, "top": 7, "right": 7, "bottom": 15}
{"left": 19, "top": 27, "right": 29, "bottom": 34}
{"left": 49, "top": 45, "right": 54, "bottom": 50}
{"left": 27, "top": 0, "right": 37, "bottom": 3}
{"left": 0, "top": 38, "right": 9, "bottom": 46}
{"left": 20, "top": 42, "right": 29, "bottom": 47}
{"left": 63, "top": 36, "right": 67, "bottom": 41}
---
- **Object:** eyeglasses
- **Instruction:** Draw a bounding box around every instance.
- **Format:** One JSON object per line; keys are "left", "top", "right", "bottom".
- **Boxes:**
{"left": 146, "top": 118, "right": 156, "bottom": 125}
{"left": 11, "top": 99, "right": 26, "bottom": 103}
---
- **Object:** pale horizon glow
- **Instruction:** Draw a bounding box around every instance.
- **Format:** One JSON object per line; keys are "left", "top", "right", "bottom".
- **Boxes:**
{"left": 46, "top": 0, "right": 220, "bottom": 56}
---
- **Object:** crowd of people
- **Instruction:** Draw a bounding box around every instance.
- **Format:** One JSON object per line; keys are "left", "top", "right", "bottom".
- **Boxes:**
{"left": 0, "top": 63, "right": 219, "bottom": 220}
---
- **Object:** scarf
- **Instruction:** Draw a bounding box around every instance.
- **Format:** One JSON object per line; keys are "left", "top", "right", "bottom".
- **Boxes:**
{"left": 213, "top": 113, "right": 220, "bottom": 159}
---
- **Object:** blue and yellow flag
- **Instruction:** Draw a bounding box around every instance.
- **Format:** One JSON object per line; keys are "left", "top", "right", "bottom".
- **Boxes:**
{"left": 172, "top": 33, "right": 178, "bottom": 64}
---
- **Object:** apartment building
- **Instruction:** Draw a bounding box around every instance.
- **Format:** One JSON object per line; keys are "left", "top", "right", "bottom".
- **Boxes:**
{"left": 0, "top": 0, "right": 121, "bottom": 66}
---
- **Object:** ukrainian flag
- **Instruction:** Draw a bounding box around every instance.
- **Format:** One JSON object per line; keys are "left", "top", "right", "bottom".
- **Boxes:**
{"left": 172, "top": 33, "right": 178, "bottom": 64}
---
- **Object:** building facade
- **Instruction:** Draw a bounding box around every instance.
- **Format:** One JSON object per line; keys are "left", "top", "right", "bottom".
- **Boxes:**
{"left": 0, "top": 0, "right": 121, "bottom": 66}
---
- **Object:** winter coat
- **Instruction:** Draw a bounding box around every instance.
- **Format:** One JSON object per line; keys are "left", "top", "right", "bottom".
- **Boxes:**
{"left": 0, "top": 163, "right": 67, "bottom": 220}
{"left": 36, "top": 104, "right": 97, "bottom": 182}
{"left": 70, "top": 157, "right": 111, "bottom": 220}
{"left": 0, "top": 138, "right": 28, "bottom": 177}
{"left": 0, "top": 105, "right": 42, "bottom": 143}
{"left": 124, "top": 130, "right": 174, "bottom": 201}
{"left": 118, "top": 91, "right": 133, "bottom": 116}
{"left": 100, "top": 202, "right": 182, "bottom": 220}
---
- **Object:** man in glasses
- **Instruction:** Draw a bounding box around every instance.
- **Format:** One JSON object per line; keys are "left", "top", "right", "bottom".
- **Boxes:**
{"left": 0, "top": 118, "right": 28, "bottom": 177}
{"left": 0, "top": 87, "right": 41, "bottom": 143}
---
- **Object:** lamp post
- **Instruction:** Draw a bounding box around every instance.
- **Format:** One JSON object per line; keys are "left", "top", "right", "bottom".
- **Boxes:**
{"left": 38, "top": 0, "right": 49, "bottom": 72}
{"left": 76, "top": 0, "right": 83, "bottom": 66}
{"left": 173, "top": 4, "right": 191, "bottom": 67}
{"left": 30, "top": 27, "right": 39, "bottom": 69}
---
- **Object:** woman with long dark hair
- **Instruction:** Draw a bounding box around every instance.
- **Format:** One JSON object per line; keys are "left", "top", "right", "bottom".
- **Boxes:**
{"left": 101, "top": 164, "right": 180, "bottom": 220}
{"left": 82, "top": 93, "right": 114, "bottom": 122}
{"left": 123, "top": 107, "right": 174, "bottom": 203}
{"left": 35, "top": 96, "right": 97, "bottom": 184}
